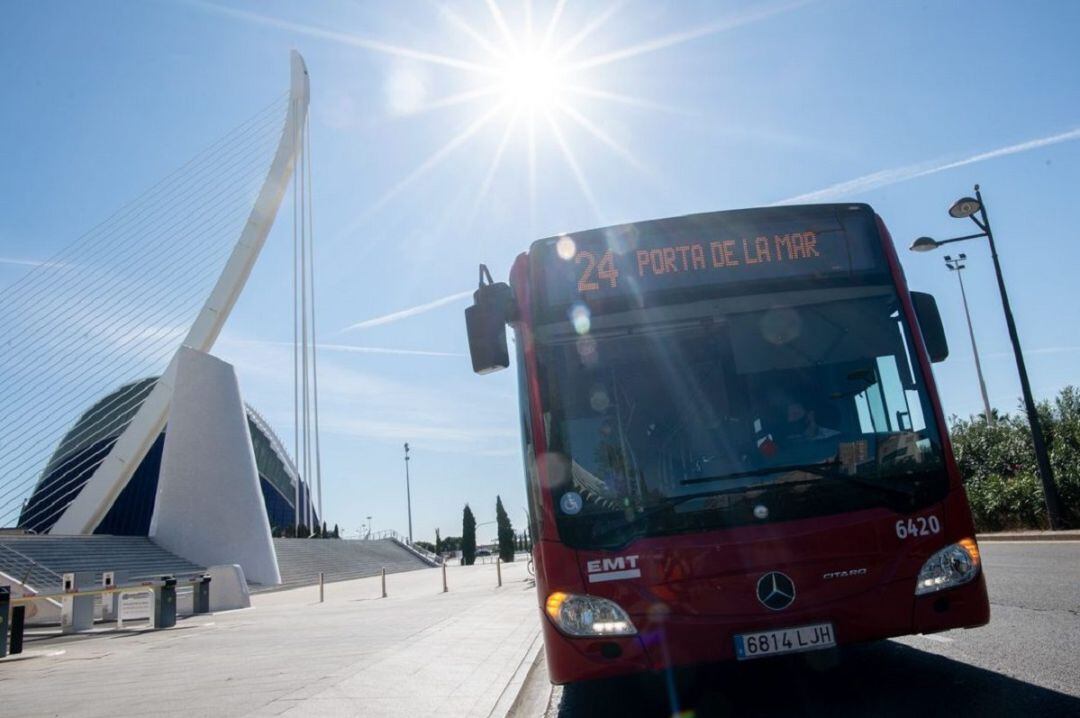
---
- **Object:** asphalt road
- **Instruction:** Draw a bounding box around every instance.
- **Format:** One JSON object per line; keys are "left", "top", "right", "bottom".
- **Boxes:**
{"left": 543, "top": 542, "right": 1080, "bottom": 717}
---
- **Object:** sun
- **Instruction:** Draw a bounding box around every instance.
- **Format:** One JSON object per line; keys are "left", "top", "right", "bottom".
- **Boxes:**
{"left": 496, "top": 49, "right": 567, "bottom": 113}
{"left": 343, "top": 0, "right": 739, "bottom": 227}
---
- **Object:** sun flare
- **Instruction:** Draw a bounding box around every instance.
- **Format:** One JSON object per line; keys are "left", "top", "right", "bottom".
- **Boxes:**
{"left": 200, "top": 0, "right": 814, "bottom": 232}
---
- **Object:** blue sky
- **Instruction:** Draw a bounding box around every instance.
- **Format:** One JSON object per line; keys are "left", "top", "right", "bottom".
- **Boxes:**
{"left": 2, "top": 0, "right": 1079, "bottom": 543}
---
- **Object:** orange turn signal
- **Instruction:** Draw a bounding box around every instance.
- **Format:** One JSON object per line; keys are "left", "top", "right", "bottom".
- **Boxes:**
{"left": 545, "top": 591, "right": 568, "bottom": 619}
{"left": 959, "top": 537, "right": 981, "bottom": 564}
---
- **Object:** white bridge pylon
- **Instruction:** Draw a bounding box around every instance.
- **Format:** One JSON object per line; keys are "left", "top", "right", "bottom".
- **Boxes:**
{"left": 51, "top": 51, "right": 311, "bottom": 535}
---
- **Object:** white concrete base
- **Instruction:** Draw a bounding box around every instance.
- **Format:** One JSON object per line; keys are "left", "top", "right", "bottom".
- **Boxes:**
{"left": 207, "top": 564, "right": 251, "bottom": 611}
{"left": 149, "top": 347, "right": 281, "bottom": 586}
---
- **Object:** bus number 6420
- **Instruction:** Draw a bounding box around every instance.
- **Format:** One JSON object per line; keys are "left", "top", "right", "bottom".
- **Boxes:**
{"left": 896, "top": 516, "right": 940, "bottom": 539}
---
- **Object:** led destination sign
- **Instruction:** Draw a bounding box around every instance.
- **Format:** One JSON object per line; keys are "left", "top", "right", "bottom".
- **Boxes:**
{"left": 536, "top": 205, "right": 886, "bottom": 309}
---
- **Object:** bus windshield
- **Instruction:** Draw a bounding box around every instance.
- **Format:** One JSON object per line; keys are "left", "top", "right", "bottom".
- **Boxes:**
{"left": 538, "top": 286, "right": 948, "bottom": 549}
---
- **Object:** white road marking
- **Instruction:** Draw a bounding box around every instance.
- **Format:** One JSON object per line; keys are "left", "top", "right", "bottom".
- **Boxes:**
{"left": 979, "top": 540, "right": 1080, "bottom": 544}
{"left": 921, "top": 634, "right": 954, "bottom": 643}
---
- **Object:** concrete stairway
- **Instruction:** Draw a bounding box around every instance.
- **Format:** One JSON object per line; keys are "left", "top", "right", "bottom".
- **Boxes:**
{"left": 272, "top": 538, "right": 432, "bottom": 588}
{"left": 0, "top": 535, "right": 205, "bottom": 592}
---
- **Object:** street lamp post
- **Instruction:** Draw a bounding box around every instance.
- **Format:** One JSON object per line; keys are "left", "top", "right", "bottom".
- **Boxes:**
{"left": 911, "top": 184, "right": 1065, "bottom": 529}
{"left": 943, "top": 253, "right": 994, "bottom": 426}
{"left": 404, "top": 442, "right": 413, "bottom": 544}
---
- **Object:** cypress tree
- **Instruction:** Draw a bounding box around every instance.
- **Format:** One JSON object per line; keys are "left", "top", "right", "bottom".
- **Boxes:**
{"left": 462, "top": 504, "right": 477, "bottom": 566}
{"left": 495, "top": 495, "right": 515, "bottom": 562}
{"left": 435, "top": 528, "right": 443, "bottom": 555}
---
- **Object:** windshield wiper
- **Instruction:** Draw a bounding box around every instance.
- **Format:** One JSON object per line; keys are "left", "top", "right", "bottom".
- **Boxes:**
{"left": 587, "top": 485, "right": 754, "bottom": 546}
{"left": 681, "top": 459, "right": 917, "bottom": 499}
{"left": 588, "top": 462, "right": 922, "bottom": 547}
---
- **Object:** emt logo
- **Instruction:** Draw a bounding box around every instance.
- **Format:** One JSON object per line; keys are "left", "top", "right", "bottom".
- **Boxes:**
{"left": 585, "top": 555, "right": 641, "bottom": 583}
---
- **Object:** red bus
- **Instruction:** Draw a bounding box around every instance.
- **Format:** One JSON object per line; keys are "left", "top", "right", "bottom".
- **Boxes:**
{"left": 465, "top": 204, "right": 989, "bottom": 684}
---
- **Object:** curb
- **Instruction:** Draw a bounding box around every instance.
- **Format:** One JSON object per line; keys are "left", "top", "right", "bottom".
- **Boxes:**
{"left": 977, "top": 531, "right": 1080, "bottom": 542}
{"left": 491, "top": 630, "right": 545, "bottom": 718}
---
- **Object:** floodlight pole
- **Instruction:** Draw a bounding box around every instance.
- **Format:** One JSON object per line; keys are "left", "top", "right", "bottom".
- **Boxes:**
{"left": 945, "top": 256, "right": 994, "bottom": 427}
{"left": 404, "top": 442, "right": 413, "bottom": 543}
{"left": 973, "top": 186, "right": 1064, "bottom": 529}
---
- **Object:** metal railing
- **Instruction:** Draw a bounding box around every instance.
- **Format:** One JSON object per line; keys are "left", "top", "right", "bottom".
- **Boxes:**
{"left": 358, "top": 529, "right": 442, "bottom": 566}
{"left": 0, "top": 542, "right": 64, "bottom": 590}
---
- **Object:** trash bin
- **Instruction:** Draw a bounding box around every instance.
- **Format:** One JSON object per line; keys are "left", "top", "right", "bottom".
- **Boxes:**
{"left": 193, "top": 575, "right": 211, "bottom": 614}
{"left": 153, "top": 576, "right": 177, "bottom": 629}
{"left": 0, "top": 585, "right": 9, "bottom": 659}
{"left": 9, "top": 605, "right": 25, "bottom": 655}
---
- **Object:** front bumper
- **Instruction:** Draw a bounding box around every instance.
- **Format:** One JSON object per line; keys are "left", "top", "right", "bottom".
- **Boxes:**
{"left": 543, "top": 573, "right": 989, "bottom": 685}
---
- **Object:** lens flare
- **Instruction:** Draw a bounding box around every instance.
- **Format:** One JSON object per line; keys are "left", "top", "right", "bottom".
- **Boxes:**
{"left": 555, "top": 235, "right": 576, "bottom": 260}
{"left": 569, "top": 303, "right": 591, "bottom": 334}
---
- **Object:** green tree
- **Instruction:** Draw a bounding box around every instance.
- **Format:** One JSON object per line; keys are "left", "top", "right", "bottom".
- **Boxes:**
{"left": 296, "top": 523, "right": 310, "bottom": 539}
{"left": 462, "top": 504, "right": 477, "bottom": 565}
{"left": 415, "top": 540, "right": 437, "bottom": 553}
{"left": 440, "top": 535, "right": 462, "bottom": 553}
{"left": 332, "top": 523, "right": 340, "bottom": 539}
{"left": 435, "top": 528, "right": 442, "bottom": 554}
{"left": 495, "top": 495, "right": 515, "bottom": 562}
{"left": 950, "top": 386, "right": 1080, "bottom": 530}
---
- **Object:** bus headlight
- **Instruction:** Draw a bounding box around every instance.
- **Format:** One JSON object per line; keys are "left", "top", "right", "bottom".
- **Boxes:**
{"left": 915, "top": 538, "right": 981, "bottom": 596}
{"left": 545, "top": 592, "right": 638, "bottom": 637}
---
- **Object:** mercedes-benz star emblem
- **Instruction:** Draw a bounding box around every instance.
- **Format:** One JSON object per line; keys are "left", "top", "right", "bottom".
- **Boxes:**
{"left": 756, "top": 571, "right": 796, "bottom": 611}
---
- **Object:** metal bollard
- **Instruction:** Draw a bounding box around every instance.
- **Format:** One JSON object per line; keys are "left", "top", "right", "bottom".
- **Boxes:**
{"left": 442, "top": 562, "right": 448, "bottom": 593}
{"left": 381, "top": 568, "right": 387, "bottom": 598}
{"left": 496, "top": 558, "right": 502, "bottom": 587}
{"left": 0, "top": 586, "right": 9, "bottom": 659}
{"left": 319, "top": 572, "right": 324, "bottom": 603}
{"left": 9, "top": 605, "right": 26, "bottom": 655}
{"left": 61, "top": 572, "right": 95, "bottom": 634}
{"left": 102, "top": 571, "right": 118, "bottom": 621}
{"left": 193, "top": 574, "right": 211, "bottom": 615}
{"left": 153, "top": 576, "right": 177, "bottom": 629}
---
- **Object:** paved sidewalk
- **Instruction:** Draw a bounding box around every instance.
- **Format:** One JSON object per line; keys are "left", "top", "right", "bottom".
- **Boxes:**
{"left": 0, "top": 561, "right": 542, "bottom": 717}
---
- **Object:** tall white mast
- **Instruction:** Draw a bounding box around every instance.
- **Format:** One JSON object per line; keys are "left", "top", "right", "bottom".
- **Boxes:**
{"left": 52, "top": 52, "right": 311, "bottom": 535}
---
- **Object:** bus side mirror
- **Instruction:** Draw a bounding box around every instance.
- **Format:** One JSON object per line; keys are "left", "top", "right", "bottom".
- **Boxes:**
{"left": 910, "top": 291, "right": 948, "bottom": 363}
{"left": 465, "top": 265, "right": 515, "bottom": 374}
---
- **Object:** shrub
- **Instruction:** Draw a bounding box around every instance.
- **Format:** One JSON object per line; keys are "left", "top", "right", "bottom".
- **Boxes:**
{"left": 950, "top": 386, "right": 1080, "bottom": 530}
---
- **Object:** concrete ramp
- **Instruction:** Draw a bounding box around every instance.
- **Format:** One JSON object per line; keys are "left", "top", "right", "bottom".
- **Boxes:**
{"left": 272, "top": 538, "right": 432, "bottom": 588}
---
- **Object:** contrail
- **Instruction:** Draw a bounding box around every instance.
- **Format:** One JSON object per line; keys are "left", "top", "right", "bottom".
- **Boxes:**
{"left": 232, "top": 339, "right": 464, "bottom": 358}
{"left": 775, "top": 126, "right": 1080, "bottom": 205}
{"left": 337, "top": 290, "right": 473, "bottom": 334}
{"left": 0, "top": 257, "right": 47, "bottom": 267}
{"left": 317, "top": 343, "right": 465, "bottom": 357}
